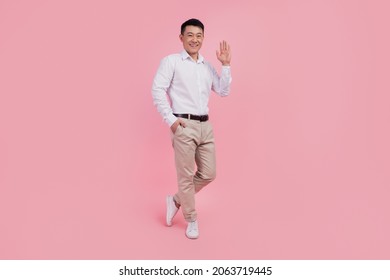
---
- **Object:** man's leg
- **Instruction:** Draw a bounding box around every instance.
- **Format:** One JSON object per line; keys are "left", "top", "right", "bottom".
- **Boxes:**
{"left": 172, "top": 121, "right": 198, "bottom": 222}
{"left": 194, "top": 121, "right": 216, "bottom": 193}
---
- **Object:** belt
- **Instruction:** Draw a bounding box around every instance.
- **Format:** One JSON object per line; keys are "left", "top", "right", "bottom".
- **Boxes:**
{"left": 173, "top": 113, "right": 209, "bottom": 122}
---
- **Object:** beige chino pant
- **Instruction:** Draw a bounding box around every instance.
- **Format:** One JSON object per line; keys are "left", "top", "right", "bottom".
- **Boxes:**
{"left": 171, "top": 118, "right": 216, "bottom": 222}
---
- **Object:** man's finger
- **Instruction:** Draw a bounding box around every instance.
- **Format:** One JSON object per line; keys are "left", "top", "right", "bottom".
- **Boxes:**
{"left": 180, "top": 120, "right": 186, "bottom": 127}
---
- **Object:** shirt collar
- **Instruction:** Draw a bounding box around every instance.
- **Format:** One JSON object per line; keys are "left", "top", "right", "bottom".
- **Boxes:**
{"left": 181, "top": 50, "right": 204, "bottom": 64}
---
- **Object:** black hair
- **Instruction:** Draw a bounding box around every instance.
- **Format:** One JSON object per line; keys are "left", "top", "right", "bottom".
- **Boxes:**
{"left": 181, "top": 18, "right": 204, "bottom": 35}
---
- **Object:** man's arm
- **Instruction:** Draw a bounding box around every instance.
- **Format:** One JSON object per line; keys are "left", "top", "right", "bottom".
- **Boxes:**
{"left": 212, "top": 40, "right": 232, "bottom": 96}
{"left": 151, "top": 57, "right": 186, "bottom": 132}
{"left": 151, "top": 56, "right": 177, "bottom": 126}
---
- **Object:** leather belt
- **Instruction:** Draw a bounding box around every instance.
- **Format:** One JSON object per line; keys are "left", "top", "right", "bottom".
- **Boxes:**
{"left": 173, "top": 113, "right": 209, "bottom": 122}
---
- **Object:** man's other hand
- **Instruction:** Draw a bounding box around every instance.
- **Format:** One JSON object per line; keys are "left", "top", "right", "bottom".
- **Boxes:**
{"left": 170, "top": 119, "right": 186, "bottom": 133}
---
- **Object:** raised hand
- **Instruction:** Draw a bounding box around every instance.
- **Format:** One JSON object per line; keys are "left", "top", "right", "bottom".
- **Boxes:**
{"left": 216, "top": 40, "right": 231, "bottom": 66}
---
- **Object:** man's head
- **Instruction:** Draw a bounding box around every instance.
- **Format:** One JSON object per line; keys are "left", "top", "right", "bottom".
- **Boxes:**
{"left": 180, "top": 18, "right": 204, "bottom": 60}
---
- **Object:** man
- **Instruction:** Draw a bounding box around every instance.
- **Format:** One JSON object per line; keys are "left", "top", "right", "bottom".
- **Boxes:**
{"left": 152, "top": 18, "right": 232, "bottom": 239}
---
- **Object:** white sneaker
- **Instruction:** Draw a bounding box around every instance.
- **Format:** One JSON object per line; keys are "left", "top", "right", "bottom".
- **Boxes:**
{"left": 166, "top": 195, "right": 179, "bottom": 226}
{"left": 186, "top": 220, "right": 199, "bottom": 239}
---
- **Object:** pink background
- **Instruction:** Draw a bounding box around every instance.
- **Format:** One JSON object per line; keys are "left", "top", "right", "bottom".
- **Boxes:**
{"left": 1, "top": 0, "right": 389, "bottom": 259}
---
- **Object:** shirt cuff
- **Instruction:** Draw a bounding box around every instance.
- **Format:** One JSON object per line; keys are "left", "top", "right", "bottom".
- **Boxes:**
{"left": 166, "top": 113, "right": 178, "bottom": 127}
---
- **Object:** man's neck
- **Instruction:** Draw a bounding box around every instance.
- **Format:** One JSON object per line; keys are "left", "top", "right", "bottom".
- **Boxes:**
{"left": 189, "top": 53, "right": 198, "bottom": 62}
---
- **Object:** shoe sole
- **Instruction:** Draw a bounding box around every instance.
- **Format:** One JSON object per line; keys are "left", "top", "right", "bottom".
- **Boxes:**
{"left": 166, "top": 196, "right": 173, "bottom": 227}
{"left": 186, "top": 233, "right": 199, "bottom": 239}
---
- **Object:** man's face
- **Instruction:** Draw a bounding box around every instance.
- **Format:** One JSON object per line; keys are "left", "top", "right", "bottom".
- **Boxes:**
{"left": 180, "top": 25, "right": 204, "bottom": 58}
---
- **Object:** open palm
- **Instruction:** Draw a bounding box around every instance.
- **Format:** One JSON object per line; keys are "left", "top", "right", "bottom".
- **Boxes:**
{"left": 216, "top": 40, "right": 231, "bottom": 66}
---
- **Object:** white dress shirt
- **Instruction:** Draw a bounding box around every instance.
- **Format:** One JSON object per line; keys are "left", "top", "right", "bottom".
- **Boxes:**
{"left": 152, "top": 50, "right": 232, "bottom": 126}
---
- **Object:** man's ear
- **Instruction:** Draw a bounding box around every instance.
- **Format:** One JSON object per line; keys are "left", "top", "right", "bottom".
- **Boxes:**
{"left": 179, "top": 34, "right": 183, "bottom": 42}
